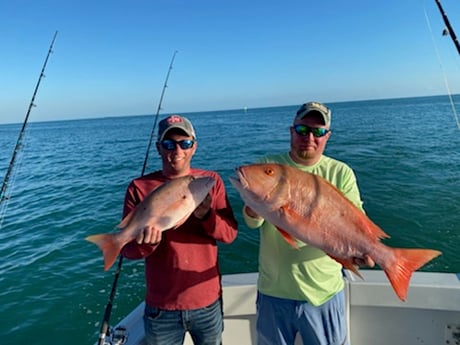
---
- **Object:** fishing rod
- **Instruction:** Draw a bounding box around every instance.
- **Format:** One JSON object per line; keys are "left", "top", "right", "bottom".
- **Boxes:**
{"left": 141, "top": 50, "right": 178, "bottom": 175}
{"left": 0, "top": 31, "right": 58, "bottom": 210}
{"left": 425, "top": 1, "right": 460, "bottom": 129}
{"left": 434, "top": 0, "right": 460, "bottom": 55}
{"left": 96, "top": 50, "right": 178, "bottom": 345}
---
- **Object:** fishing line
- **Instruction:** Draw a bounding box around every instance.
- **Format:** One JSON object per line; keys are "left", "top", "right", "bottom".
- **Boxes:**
{"left": 0, "top": 31, "right": 58, "bottom": 228}
{"left": 96, "top": 50, "right": 178, "bottom": 345}
{"left": 423, "top": 1, "right": 460, "bottom": 129}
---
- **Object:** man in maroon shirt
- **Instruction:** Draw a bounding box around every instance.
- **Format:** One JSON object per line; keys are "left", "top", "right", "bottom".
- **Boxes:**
{"left": 121, "top": 115, "right": 238, "bottom": 345}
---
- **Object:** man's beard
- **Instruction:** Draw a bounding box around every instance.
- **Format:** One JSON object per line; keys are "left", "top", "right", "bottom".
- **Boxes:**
{"left": 296, "top": 149, "right": 311, "bottom": 159}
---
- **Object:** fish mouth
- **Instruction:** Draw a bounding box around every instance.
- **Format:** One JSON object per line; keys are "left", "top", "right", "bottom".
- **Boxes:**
{"left": 229, "top": 168, "right": 249, "bottom": 189}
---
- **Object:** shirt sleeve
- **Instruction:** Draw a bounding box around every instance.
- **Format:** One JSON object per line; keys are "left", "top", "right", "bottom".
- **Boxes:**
{"left": 242, "top": 206, "right": 265, "bottom": 229}
{"left": 337, "top": 166, "right": 365, "bottom": 212}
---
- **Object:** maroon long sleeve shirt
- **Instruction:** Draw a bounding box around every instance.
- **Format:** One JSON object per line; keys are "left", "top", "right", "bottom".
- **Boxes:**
{"left": 121, "top": 168, "right": 238, "bottom": 310}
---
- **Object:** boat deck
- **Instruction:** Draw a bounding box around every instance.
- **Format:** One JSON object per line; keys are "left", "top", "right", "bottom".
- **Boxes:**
{"left": 106, "top": 270, "right": 460, "bottom": 345}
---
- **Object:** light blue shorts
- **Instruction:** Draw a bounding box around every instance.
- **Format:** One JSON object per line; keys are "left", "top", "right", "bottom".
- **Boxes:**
{"left": 256, "top": 290, "right": 348, "bottom": 345}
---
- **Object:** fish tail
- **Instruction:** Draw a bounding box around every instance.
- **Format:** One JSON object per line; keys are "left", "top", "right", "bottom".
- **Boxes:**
{"left": 85, "top": 234, "right": 122, "bottom": 271}
{"left": 383, "top": 248, "right": 442, "bottom": 301}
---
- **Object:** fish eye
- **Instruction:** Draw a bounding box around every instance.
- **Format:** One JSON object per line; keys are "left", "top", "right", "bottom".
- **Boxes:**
{"left": 265, "top": 168, "right": 275, "bottom": 176}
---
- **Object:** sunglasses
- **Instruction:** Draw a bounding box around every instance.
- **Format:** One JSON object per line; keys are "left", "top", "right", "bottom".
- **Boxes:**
{"left": 293, "top": 124, "right": 329, "bottom": 138}
{"left": 160, "top": 139, "right": 195, "bottom": 150}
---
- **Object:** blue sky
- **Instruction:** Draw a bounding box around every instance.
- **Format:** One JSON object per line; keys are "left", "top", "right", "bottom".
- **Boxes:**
{"left": 1, "top": 0, "right": 460, "bottom": 124}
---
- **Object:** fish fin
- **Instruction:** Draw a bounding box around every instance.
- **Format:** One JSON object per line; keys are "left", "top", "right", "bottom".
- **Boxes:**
{"left": 277, "top": 205, "right": 306, "bottom": 249}
{"left": 364, "top": 222, "right": 390, "bottom": 240}
{"left": 169, "top": 214, "right": 189, "bottom": 230}
{"left": 331, "top": 182, "right": 390, "bottom": 241}
{"left": 164, "top": 196, "right": 199, "bottom": 230}
{"left": 329, "top": 255, "right": 363, "bottom": 280}
{"left": 275, "top": 227, "right": 299, "bottom": 249}
{"left": 117, "top": 210, "right": 134, "bottom": 229}
{"left": 85, "top": 234, "right": 122, "bottom": 271}
{"left": 351, "top": 213, "right": 390, "bottom": 240}
{"left": 384, "top": 248, "right": 442, "bottom": 301}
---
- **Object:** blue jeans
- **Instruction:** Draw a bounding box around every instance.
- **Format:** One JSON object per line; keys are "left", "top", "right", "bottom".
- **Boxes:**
{"left": 256, "top": 290, "right": 348, "bottom": 345}
{"left": 143, "top": 298, "right": 223, "bottom": 345}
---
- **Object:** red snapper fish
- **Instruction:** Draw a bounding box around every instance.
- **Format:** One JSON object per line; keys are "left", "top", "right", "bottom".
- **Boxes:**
{"left": 86, "top": 175, "right": 215, "bottom": 271}
{"left": 229, "top": 163, "right": 441, "bottom": 301}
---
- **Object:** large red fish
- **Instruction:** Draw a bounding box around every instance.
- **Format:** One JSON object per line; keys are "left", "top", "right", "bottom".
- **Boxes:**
{"left": 229, "top": 163, "right": 441, "bottom": 301}
{"left": 86, "top": 175, "right": 215, "bottom": 271}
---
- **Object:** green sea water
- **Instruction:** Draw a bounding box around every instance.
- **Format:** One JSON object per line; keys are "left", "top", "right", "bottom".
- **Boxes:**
{"left": 0, "top": 95, "right": 458, "bottom": 344}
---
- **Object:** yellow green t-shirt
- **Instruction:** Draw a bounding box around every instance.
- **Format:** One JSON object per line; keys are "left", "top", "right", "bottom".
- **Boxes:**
{"left": 243, "top": 153, "right": 364, "bottom": 306}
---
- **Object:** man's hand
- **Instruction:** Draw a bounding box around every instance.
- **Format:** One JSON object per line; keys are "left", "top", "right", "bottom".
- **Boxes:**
{"left": 244, "top": 206, "right": 262, "bottom": 220}
{"left": 194, "top": 194, "right": 211, "bottom": 219}
{"left": 136, "top": 226, "right": 162, "bottom": 244}
{"left": 353, "top": 255, "right": 375, "bottom": 268}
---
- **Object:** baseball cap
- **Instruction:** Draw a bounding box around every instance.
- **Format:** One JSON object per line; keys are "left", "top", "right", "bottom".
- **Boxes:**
{"left": 157, "top": 115, "right": 196, "bottom": 141}
{"left": 294, "top": 101, "right": 331, "bottom": 127}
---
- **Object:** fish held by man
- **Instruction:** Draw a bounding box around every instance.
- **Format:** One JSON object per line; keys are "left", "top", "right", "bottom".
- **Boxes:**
{"left": 86, "top": 175, "right": 215, "bottom": 271}
{"left": 229, "top": 163, "right": 441, "bottom": 301}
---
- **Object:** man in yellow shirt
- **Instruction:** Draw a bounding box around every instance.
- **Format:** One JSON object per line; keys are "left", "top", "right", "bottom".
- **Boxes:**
{"left": 243, "top": 101, "right": 370, "bottom": 345}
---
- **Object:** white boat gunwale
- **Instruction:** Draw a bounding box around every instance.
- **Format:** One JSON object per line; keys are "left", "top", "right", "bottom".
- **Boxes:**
{"left": 102, "top": 270, "right": 460, "bottom": 345}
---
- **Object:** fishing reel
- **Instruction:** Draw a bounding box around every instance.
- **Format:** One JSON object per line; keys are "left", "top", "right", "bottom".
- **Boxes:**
{"left": 102, "top": 326, "right": 128, "bottom": 345}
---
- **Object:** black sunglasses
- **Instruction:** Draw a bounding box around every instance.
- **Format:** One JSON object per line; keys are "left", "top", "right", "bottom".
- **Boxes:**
{"left": 160, "top": 139, "right": 195, "bottom": 150}
{"left": 293, "top": 124, "right": 329, "bottom": 138}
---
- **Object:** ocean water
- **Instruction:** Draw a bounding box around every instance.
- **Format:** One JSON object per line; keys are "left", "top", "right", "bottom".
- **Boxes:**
{"left": 0, "top": 95, "right": 459, "bottom": 344}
